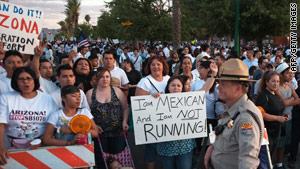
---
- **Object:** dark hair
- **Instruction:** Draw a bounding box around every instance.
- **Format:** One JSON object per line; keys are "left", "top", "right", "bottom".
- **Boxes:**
{"left": 199, "top": 61, "right": 216, "bottom": 94}
{"left": 201, "top": 44, "right": 209, "bottom": 51}
{"left": 78, "top": 45, "right": 87, "bottom": 52}
{"left": 200, "top": 61, "right": 212, "bottom": 69}
{"left": 57, "top": 64, "right": 74, "bottom": 77}
{"left": 11, "top": 67, "right": 40, "bottom": 92}
{"left": 275, "top": 55, "right": 281, "bottom": 62}
{"left": 3, "top": 50, "right": 23, "bottom": 64}
{"left": 61, "top": 85, "right": 80, "bottom": 97}
{"left": 177, "top": 48, "right": 184, "bottom": 55}
{"left": 249, "top": 66, "right": 257, "bottom": 76}
{"left": 106, "top": 156, "right": 121, "bottom": 169}
{"left": 96, "top": 67, "right": 110, "bottom": 80}
{"left": 214, "top": 53, "right": 225, "bottom": 61}
{"left": 73, "top": 58, "right": 92, "bottom": 76}
{"left": 165, "top": 75, "right": 184, "bottom": 93}
{"left": 59, "top": 53, "right": 70, "bottom": 65}
{"left": 258, "top": 71, "right": 279, "bottom": 94}
{"left": 178, "top": 75, "right": 190, "bottom": 92}
{"left": 123, "top": 58, "right": 135, "bottom": 70}
{"left": 178, "top": 56, "right": 192, "bottom": 74}
{"left": 88, "top": 53, "right": 98, "bottom": 60}
{"left": 103, "top": 50, "right": 116, "bottom": 60}
{"left": 61, "top": 85, "right": 80, "bottom": 107}
{"left": 258, "top": 56, "right": 267, "bottom": 64}
{"left": 39, "top": 59, "right": 52, "bottom": 69}
{"left": 88, "top": 71, "right": 97, "bottom": 83}
{"left": 144, "top": 55, "right": 169, "bottom": 76}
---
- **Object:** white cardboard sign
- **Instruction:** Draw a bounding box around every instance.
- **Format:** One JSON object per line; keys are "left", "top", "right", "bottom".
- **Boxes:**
{"left": 131, "top": 91, "right": 207, "bottom": 145}
{"left": 0, "top": 2, "right": 44, "bottom": 54}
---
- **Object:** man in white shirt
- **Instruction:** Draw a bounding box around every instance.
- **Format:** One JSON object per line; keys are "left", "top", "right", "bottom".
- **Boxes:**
{"left": 0, "top": 50, "right": 24, "bottom": 95}
{"left": 243, "top": 49, "right": 258, "bottom": 69}
{"left": 73, "top": 45, "right": 88, "bottom": 62}
{"left": 130, "top": 48, "right": 143, "bottom": 72}
{"left": 0, "top": 47, "right": 24, "bottom": 149}
{"left": 163, "top": 43, "right": 170, "bottom": 58}
{"left": 64, "top": 42, "right": 72, "bottom": 54}
{"left": 119, "top": 47, "right": 131, "bottom": 67}
{"left": 31, "top": 45, "right": 58, "bottom": 94}
{"left": 51, "top": 64, "right": 89, "bottom": 109}
{"left": 270, "top": 48, "right": 284, "bottom": 64}
{"left": 103, "top": 51, "right": 129, "bottom": 96}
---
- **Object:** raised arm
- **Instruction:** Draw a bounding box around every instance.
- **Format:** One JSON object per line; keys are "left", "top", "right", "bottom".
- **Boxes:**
{"left": 198, "top": 63, "right": 218, "bottom": 93}
{"left": 31, "top": 42, "right": 45, "bottom": 78}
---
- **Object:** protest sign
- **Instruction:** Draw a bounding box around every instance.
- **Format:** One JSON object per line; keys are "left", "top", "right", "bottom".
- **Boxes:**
{"left": 112, "top": 39, "right": 119, "bottom": 44}
{"left": 0, "top": 2, "right": 44, "bottom": 54}
{"left": 131, "top": 91, "right": 207, "bottom": 145}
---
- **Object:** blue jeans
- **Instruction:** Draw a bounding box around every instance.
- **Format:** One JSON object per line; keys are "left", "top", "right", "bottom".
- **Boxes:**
{"left": 159, "top": 151, "right": 193, "bottom": 169}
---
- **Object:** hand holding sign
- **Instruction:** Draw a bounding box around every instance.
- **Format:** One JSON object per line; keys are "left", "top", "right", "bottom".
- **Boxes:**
{"left": 0, "top": 41, "right": 5, "bottom": 61}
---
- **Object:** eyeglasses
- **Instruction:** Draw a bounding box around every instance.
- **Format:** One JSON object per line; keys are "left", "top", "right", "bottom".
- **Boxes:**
{"left": 17, "top": 77, "right": 33, "bottom": 82}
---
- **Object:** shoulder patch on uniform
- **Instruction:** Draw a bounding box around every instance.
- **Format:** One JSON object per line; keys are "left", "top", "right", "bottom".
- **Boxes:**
{"left": 241, "top": 121, "right": 253, "bottom": 137}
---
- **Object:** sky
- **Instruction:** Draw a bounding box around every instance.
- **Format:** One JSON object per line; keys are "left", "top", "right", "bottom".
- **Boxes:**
{"left": 8, "top": 0, "right": 110, "bottom": 29}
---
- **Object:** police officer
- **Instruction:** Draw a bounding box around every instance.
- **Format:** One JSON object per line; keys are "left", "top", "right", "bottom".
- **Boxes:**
{"left": 204, "top": 58, "right": 264, "bottom": 169}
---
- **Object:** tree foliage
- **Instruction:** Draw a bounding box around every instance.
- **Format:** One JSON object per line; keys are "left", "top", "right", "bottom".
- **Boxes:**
{"left": 181, "top": 0, "right": 299, "bottom": 42}
{"left": 96, "top": 0, "right": 172, "bottom": 41}
{"left": 57, "top": 0, "right": 81, "bottom": 39}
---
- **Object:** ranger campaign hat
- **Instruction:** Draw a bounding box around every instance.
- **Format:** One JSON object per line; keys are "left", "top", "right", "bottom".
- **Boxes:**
{"left": 216, "top": 58, "right": 256, "bottom": 82}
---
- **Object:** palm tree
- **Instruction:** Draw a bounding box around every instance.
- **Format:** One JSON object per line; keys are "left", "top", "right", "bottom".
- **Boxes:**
{"left": 172, "top": 0, "right": 181, "bottom": 51}
{"left": 64, "top": 0, "right": 81, "bottom": 36}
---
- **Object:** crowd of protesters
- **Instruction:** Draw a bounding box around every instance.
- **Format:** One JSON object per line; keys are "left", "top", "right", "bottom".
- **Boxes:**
{"left": 0, "top": 39, "right": 300, "bottom": 169}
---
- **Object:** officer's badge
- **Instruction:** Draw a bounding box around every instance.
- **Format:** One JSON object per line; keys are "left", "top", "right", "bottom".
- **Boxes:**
{"left": 241, "top": 121, "right": 253, "bottom": 137}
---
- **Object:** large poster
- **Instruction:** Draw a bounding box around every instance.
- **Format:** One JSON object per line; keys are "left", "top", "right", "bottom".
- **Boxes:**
{"left": 0, "top": 2, "right": 44, "bottom": 54}
{"left": 131, "top": 91, "right": 207, "bottom": 145}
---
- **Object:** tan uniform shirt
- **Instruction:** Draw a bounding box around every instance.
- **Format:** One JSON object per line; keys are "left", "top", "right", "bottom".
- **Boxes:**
{"left": 211, "top": 94, "right": 264, "bottom": 169}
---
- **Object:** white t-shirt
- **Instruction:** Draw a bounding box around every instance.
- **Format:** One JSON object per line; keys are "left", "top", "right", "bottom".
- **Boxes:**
{"left": 39, "top": 76, "right": 59, "bottom": 94}
{"left": 137, "top": 75, "right": 170, "bottom": 94}
{"left": 191, "top": 69, "right": 201, "bottom": 82}
{"left": 47, "top": 108, "right": 93, "bottom": 128}
{"left": 73, "top": 52, "right": 88, "bottom": 62}
{"left": 129, "top": 55, "right": 143, "bottom": 71}
{"left": 163, "top": 47, "right": 170, "bottom": 58}
{"left": 110, "top": 66, "right": 129, "bottom": 86}
{"left": 0, "top": 66, "right": 7, "bottom": 79}
{"left": 50, "top": 88, "right": 90, "bottom": 110}
{"left": 119, "top": 53, "right": 131, "bottom": 63}
{"left": 186, "top": 54, "right": 195, "bottom": 63}
{"left": 0, "top": 77, "right": 13, "bottom": 95}
{"left": 254, "top": 79, "right": 261, "bottom": 95}
{"left": 191, "top": 79, "right": 206, "bottom": 91}
{"left": 0, "top": 91, "right": 58, "bottom": 138}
